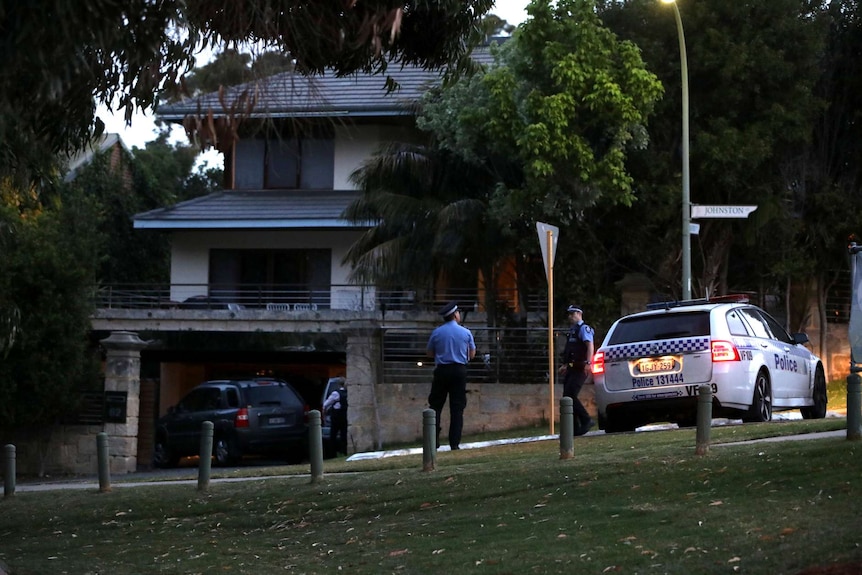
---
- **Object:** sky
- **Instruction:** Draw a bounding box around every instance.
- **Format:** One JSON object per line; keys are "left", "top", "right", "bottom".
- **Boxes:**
{"left": 99, "top": 0, "right": 530, "bottom": 163}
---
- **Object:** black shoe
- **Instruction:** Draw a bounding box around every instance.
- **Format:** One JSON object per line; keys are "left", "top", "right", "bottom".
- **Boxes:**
{"left": 450, "top": 445, "right": 460, "bottom": 450}
{"left": 574, "top": 418, "right": 595, "bottom": 437}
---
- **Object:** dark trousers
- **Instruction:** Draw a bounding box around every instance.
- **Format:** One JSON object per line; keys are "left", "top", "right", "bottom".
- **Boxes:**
{"left": 563, "top": 366, "right": 592, "bottom": 433}
{"left": 330, "top": 411, "right": 348, "bottom": 454}
{"left": 428, "top": 363, "right": 468, "bottom": 449}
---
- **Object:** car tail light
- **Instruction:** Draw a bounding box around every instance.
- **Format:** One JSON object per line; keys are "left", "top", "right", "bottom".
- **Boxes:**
{"left": 235, "top": 407, "right": 250, "bottom": 428}
{"left": 711, "top": 340, "right": 740, "bottom": 362}
{"left": 592, "top": 351, "right": 605, "bottom": 374}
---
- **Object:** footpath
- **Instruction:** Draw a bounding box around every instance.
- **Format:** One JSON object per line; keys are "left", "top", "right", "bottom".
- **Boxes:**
{"left": 8, "top": 423, "right": 850, "bottom": 494}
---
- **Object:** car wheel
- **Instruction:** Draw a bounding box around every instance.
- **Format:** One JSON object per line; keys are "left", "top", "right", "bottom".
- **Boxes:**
{"left": 675, "top": 415, "right": 697, "bottom": 428}
{"left": 153, "top": 436, "right": 179, "bottom": 469}
{"left": 745, "top": 370, "right": 773, "bottom": 423}
{"left": 603, "top": 413, "right": 636, "bottom": 433}
{"left": 285, "top": 444, "right": 308, "bottom": 465}
{"left": 214, "top": 435, "right": 241, "bottom": 466}
{"left": 801, "top": 365, "right": 828, "bottom": 419}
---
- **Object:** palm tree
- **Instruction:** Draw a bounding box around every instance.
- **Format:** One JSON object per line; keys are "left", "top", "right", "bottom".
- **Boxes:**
{"left": 342, "top": 140, "right": 514, "bottom": 325}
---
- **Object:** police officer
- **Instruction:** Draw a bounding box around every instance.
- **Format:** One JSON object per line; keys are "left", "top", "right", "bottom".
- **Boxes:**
{"left": 323, "top": 377, "right": 348, "bottom": 455}
{"left": 426, "top": 301, "right": 476, "bottom": 450}
{"left": 559, "top": 304, "right": 595, "bottom": 436}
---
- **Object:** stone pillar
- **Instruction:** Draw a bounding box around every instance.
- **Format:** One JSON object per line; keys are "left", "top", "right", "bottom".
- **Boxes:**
{"left": 100, "top": 331, "right": 147, "bottom": 474}
{"left": 345, "top": 320, "right": 383, "bottom": 453}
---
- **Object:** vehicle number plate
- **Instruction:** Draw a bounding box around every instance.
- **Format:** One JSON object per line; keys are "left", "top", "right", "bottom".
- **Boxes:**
{"left": 636, "top": 358, "right": 676, "bottom": 374}
{"left": 268, "top": 417, "right": 286, "bottom": 425}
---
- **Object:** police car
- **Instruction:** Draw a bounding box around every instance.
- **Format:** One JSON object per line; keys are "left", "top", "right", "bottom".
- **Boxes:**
{"left": 592, "top": 296, "right": 827, "bottom": 433}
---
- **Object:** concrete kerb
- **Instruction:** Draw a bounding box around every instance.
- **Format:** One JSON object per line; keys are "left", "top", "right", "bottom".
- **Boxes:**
{"left": 712, "top": 429, "right": 845, "bottom": 446}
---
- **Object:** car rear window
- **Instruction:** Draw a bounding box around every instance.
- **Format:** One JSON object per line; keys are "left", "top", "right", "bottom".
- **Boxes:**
{"left": 608, "top": 311, "right": 711, "bottom": 345}
{"left": 243, "top": 383, "right": 301, "bottom": 407}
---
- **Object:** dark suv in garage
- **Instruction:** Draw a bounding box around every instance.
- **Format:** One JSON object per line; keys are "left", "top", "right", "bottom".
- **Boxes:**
{"left": 153, "top": 378, "right": 309, "bottom": 468}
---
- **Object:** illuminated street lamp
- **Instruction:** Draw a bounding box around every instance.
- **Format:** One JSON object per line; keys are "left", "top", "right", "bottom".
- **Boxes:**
{"left": 661, "top": 0, "right": 691, "bottom": 300}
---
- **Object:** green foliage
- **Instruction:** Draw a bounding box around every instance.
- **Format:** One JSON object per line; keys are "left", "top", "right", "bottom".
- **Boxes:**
{"left": 480, "top": 13, "right": 516, "bottom": 38}
{"left": 0, "top": 0, "right": 194, "bottom": 186}
{"left": 65, "top": 134, "right": 221, "bottom": 285}
{"left": 597, "top": 0, "right": 829, "bottom": 297}
{"left": 343, "top": 141, "right": 498, "bottom": 295}
{"left": 166, "top": 49, "right": 296, "bottom": 101}
{"left": 0, "top": 186, "right": 101, "bottom": 429}
{"left": 422, "top": 0, "right": 663, "bottom": 230}
{"left": 790, "top": 0, "right": 862, "bottom": 277}
{"left": 1, "top": 0, "right": 493, "bottom": 187}
{"left": 349, "top": 1, "right": 663, "bottom": 321}
{"left": 0, "top": 135, "right": 220, "bottom": 429}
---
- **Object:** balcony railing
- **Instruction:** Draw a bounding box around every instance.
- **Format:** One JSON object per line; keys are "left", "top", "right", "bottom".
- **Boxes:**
{"left": 93, "top": 283, "right": 549, "bottom": 314}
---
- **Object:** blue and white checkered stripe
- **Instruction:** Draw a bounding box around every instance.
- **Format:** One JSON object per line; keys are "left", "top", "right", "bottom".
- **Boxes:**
{"left": 603, "top": 337, "right": 710, "bottom": 361}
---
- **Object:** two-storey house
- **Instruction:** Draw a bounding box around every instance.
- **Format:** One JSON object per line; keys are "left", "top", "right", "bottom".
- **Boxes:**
{"left": 69, "top": 50, "right": 560, "bottom": 476}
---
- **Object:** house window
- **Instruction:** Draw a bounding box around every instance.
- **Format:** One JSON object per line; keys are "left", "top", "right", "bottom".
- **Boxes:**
{"left": 210, "top": 249, "right": 332, "bottom": 308}
{"left": 233, "top": 134, "right": 334, "bottom": 190}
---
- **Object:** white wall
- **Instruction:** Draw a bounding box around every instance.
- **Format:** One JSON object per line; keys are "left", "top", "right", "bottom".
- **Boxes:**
{"left": 333, "top": 123, "right": 417, "bottom": 190}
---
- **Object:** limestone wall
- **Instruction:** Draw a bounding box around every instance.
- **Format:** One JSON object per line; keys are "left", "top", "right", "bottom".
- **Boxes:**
{"left": 805, "top": 320, "right": 852, "bottom": 382}
{"left": 0, "top": 425, "right": 102, "bottom": 477}
{"left": 345, "top": 381, "right": 595, "bottom": 452}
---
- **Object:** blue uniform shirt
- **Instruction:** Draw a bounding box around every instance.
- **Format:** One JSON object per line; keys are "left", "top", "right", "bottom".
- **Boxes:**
{"left": 573, "top": 321, "right": 594, "bottom": 343}
{"left": 563, "top": 320, "right": 595, "bottom": 364}
{"left": 427, "top": 320, "right": 476, "bottom": 365}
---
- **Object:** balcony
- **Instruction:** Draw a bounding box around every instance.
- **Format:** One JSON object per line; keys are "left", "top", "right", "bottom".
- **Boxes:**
{"left": 93, "top": 283, "right": 549, "bottom": 315}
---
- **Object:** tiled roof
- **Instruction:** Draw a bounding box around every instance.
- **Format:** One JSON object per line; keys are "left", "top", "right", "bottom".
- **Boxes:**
{"left": 158, "top": 64, "right": 439, "bottom": 121}
{"left": 157, "top": 48, "right": 495, "bottom": 121}
{"left": 141, "top": 46, "right": 501, "bottom": 231}
{"left": 133, "top": 190, "right": 368, "bottom": 230}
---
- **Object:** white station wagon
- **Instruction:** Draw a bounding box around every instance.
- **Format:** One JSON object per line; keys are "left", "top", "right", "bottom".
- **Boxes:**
{"left": 592, "top": 296, "right": 828, "bottom": 433}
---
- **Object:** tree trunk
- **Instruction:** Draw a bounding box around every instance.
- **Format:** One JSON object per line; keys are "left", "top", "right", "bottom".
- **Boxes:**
{"left": 817, "top": 273, "right": 829, "bottom": 379}
{"left": 700, "top": 225, "right": 734, "bottom": 298}
{"left": 36, "top": 425, "right": 55, "bottom": 478}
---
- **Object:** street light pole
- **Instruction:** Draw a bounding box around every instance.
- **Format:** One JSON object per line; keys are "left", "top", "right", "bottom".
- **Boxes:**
{"left": 662, "top": 0, "right": 691, "bottom": 300}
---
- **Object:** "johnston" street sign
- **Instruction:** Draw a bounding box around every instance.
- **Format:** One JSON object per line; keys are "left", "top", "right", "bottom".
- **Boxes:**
{"left": 690, "top": 204, "right": 758, "bottom": 219}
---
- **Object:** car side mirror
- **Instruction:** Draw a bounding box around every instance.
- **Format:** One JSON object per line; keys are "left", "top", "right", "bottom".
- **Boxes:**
{"left": 793, "top": 333, "right": 810, "bottom": 345}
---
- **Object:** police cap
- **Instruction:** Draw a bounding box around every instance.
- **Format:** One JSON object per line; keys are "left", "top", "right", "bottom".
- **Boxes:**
{"left": 439, "top": 301, "right": 459, "bottom": 317}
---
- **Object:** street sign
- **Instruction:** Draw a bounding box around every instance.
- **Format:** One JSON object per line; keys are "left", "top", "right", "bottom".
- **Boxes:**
{"left": 536, "top": 222, "right": 559, "bottom": 281}
{"left": 691, "top": 205, "right": 757, "bottom": 219}
{"left": 535, "top": 221, "right": 559, "bottom": 435}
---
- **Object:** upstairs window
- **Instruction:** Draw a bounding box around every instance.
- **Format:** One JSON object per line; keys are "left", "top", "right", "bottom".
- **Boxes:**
{"left": 234, "top": 133, "right": 334, "bottom": 190}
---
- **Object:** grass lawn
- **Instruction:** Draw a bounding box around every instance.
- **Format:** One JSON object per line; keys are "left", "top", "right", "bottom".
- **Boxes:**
{"left": 1, "top": 416, "right": 860, "bottom": 575}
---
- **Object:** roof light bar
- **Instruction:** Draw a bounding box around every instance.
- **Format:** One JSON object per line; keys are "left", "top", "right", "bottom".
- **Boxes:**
{"left": 646, "top": 294, "right": 750, "bottom": 311}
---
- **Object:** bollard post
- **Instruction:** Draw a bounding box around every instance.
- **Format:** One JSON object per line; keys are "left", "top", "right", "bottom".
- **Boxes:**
{"left": 4, "top": 444, "right": 15, "bottom": 497}
{"left": 559, "top": 397, "right": 574, "bottom": 460}
{"left": 198, "top": 421, "right": 214, "bottom": 491}
{"left": 847, "top": 373, "right": 862, "bottom": 441}
{"left": 308, "top": 410, "right": 324, "bottom": 483}
{"left": 422, "top": 409, "right": 436, "bottom": 472}
{"left": 695, "top": 384, "right": 713, "bottom": 455}
{"left": 97, "top": 432, "right": 111, "bottom": 493}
